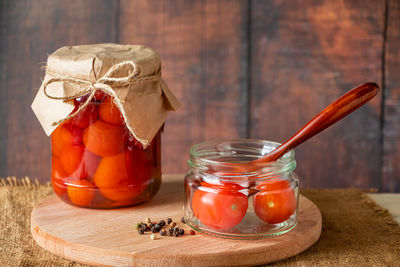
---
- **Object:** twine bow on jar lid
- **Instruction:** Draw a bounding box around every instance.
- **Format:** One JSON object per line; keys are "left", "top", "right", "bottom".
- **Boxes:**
{"left": 43, "top": 60, "right": 161, "bottom": 129}
{"left": 32, "top": 44, "right": 180, "bottom": 147}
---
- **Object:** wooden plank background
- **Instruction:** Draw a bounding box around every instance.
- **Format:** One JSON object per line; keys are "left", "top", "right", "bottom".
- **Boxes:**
{"left": 0, "top": 0, "right": 399, "bottom": 192}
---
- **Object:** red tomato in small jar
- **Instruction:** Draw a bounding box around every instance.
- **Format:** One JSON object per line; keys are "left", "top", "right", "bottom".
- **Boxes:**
{"left": 253, "top": 179, "right": 296, "bottom": 224}
{"left": 191, "top": 182, "right": 248, "bottom": 229}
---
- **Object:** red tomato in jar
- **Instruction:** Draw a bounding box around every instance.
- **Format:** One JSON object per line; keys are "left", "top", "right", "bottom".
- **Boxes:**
{"left": 51, "top": 156, "right": 68, "bottom": 197}
{"left": 253, "top": 179, "right": 296, "bottom": 224}
{"left": 69, "top": 101, "right": 99, "bottom": 129}
{"left": 191, "top": 182, "right": 248, "bottom": 229}
{"left": 83, "top": 120, "right": 125, "bottom": 157}
{"left": 51, "top": 123, "right": 83, "bottom": 156}
{"left": 99, "top": 96, "right": 124, "bottom": 125}
{"left": 82, "top": 149, "right": 101, "bottom": 178}
{"left": 67, "top": 179, "right": 95, "bottom": 207}
{"left": 52, "top": 156, "right": 68, "bottom": 180}
{"left": 93, "top": 147, "right": 152, "bottom": 202}
{"left": 59, "top": 144, "right": 86, "bottom": 178}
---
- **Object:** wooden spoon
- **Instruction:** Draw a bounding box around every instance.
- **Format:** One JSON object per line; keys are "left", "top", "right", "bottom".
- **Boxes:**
{"left": 253, "top": 82, "right": 380, "bottom": 164}
{"left": 210, "top": 82, "right": 380, "bottom": 173}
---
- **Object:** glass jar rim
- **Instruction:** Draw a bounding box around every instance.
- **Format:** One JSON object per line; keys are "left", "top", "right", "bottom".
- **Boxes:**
{"left": 188, "top": 139, "right": 296, "bottom": 180}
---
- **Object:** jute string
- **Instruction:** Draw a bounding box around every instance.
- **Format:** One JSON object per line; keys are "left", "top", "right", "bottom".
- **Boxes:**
{"left": 43, "top": 60, "right": 161, "bottom": 147}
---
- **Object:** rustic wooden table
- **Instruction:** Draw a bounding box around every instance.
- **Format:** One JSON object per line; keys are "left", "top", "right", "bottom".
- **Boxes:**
{"left": 367, "top": 193, "right": 400, "bottom": 223}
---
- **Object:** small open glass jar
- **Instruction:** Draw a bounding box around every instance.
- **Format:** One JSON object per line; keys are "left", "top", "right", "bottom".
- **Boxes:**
{"left": 184, "top": 139, "right": 299, "bottom": 239}
{"left": 51, "top": 94, "right": 162, "bottom": 208}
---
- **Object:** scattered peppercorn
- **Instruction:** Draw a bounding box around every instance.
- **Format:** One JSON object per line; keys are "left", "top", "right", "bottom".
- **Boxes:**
{"left": 135, "top": 216, "right": 190, "bottom": 239}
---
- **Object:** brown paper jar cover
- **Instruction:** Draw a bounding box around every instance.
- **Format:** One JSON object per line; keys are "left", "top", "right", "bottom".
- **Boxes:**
{"left": 31, "top": 43, "right": 180, "bottom": 147}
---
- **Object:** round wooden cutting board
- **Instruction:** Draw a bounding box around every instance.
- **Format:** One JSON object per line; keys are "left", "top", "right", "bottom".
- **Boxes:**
{"left": 31, "top": 175, "right": 322, "bottom": 266}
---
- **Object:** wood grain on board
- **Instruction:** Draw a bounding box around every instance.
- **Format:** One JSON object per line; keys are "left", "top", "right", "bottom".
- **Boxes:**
{"left": 31, "top": 175, "right": 322, "bottom": 266}
{"left": 119, "top": 0, "right": 249, "bottom": 174}
{"left": 0, "top": 0, "right": 117, "bottom": 180}
{"left": 382, "top": 0, "right": 400, "bottom": 192}
{"left": 250, "top": 0, "right": 385, "bottom": 189}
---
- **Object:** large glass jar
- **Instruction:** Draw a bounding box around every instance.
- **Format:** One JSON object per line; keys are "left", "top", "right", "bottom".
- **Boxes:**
{"left": 51, "top": 93, "right": 162, "bottom": 208}
{"left": 184, "top": 139, "right": 298, "bottom": 239}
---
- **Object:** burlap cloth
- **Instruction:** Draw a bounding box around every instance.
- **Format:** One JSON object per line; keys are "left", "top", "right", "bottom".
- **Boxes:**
{"left": 1, "top": 177, "right": 399, "bottom": 267}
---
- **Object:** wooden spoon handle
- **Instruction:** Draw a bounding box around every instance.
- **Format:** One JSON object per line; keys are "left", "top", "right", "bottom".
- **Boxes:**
{"left": 254, "top": 82, "right": 380, "bottom": 163}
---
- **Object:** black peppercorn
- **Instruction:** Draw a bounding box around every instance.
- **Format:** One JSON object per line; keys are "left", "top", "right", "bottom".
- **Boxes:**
{"left": 174, "top": 231, "right": 179, "bottom": 237}
{"left": 138, "top": 229, "right": 145, "bottom": 235}
{"left": 160, "top": 230, "right": 166, "bottom": 236}
{"left": 168, "top": 228, "right": 174, "bottom": 235}
{"left": 154, "top": 224, "right": 161, "bottom": 232}
{"left": 159, "top": 220, "right": 166, "bottom": 227}
{"left": 151, "top": 227, "right": 157, "bottom": 233}
{"left": 178, "top": 229, "right": 184, "bottom": 235}
{"left": 167, "top": 218, "right": 172, "bottom": 224}
{"left": 181, "top": 217, "right": 186, "bottom": 224}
